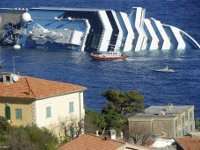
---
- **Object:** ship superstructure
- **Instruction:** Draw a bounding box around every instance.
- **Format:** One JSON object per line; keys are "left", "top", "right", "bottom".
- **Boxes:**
{"left": 0, "top": 7, "right": 199, "bottom": 52}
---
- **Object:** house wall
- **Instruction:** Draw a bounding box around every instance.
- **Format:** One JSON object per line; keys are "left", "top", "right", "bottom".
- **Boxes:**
{"left": 129, "top": 117, "right": 176, "bottom": 137}
{"left": 129, "top": 120, "right": 152, "bottom": 135}
{"left": 0, "top": 91, "right": 85, "bottom": 137}
{"left": 152, "top": 118, "right": 174, "bottom": 138}
{"left": 128, "top": 106, "right": 196, "bottom": 139}
{"left": 186, "top": 106, "right": 195, "bottom": 132}
{"left": 33, "top": 92, "right": 85, "bottom": 130}
{"left": 0, "top": 98, "right": 34, "bottom": 126}
{"left": 175, "top": 106, "right": 195, "bottom": 137}
{"left": 129, "top": 117, "right": 176, "bottom": 138}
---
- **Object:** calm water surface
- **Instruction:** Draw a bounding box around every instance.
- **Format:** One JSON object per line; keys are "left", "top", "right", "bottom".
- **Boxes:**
{"left": 0, "top": 0, "right": 200, "bottom": 117}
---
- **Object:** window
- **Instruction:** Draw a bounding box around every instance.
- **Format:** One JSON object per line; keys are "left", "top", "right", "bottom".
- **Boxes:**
{"left": 0, "top": 77, "right": 3, "bottom": 82}
{"left": 185, "top": 112, "right": 188, "bottom": 121}
{"left": 6, "top": 76, "right": 10, "bottom": 82}
{"left": 191, "top": 125, "right": 193, "bottom": 131}
{"left": 190, "top": 111, "right": 193, "bottom": 121}
{"left": 69, "top": 102, "right": 74, "bottom": 113}
{"left": 175, "top": 119, "right": 178, "bottom": 128}
{"left": 5, "top": 105, "right": 11, "bottom": 120}
{"left": 46, "top": 106, "right": 52, "bottom": 118}
{"left": 182, "top": 116, "right": 185, "bottom": 125}
{"left": 15, "top": 109, "right": 22, "bottom": 120}
{"left": 183, "top": 129, "right": 185, "bottom": 135}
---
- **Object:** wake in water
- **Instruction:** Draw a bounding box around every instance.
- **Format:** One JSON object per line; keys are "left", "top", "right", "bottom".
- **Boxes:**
{"left": 126, "top": 55, "right": 185, "bottom": 62}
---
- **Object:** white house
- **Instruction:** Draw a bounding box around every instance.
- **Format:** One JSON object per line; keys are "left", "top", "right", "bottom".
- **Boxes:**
{"left": 0, "top": 72, "right": 86, "bottom": 136}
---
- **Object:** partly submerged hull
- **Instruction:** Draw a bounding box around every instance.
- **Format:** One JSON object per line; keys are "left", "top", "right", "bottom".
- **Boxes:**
{"left": 0, "top": 7, "right": 199, "bottom": 52}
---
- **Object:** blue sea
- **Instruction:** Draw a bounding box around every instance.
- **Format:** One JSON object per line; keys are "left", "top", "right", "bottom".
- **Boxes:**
{"left": 0, "top": 0, "right": 200, "bottom": 117}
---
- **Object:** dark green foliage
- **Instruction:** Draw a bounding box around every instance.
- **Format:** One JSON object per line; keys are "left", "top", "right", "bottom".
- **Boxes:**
{"left": 0, "top": 117, "right": 58, "bottom": 150}
{"left": 103, "top": 90, "right": 144, "bottom": 115}
{"left": 85, "top": 110, "right": 106, "bottom": 133}
{"left": 84, "top": 90, "right": 144, "bottom": 133}
{"left": 7, "top": 127, "right": 38, "bottom": 150}
{"left": 7, "top": 125, "right": 58, "bottom": 150}
{"left": 0, "top": 116, "right": 10, "bottom": 144}
{"left": 102, "top": 89, "right": 144, "bottom": 132}
{"left": 0, "top": 116, "right": 10, "bottom": 133}
{"left": 102, "top": 108, "right": 127, "bottom": 132}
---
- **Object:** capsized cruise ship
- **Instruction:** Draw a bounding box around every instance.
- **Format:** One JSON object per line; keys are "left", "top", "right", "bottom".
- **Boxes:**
{"left": 0, "top": 7, "right": 199, "bottom": 52}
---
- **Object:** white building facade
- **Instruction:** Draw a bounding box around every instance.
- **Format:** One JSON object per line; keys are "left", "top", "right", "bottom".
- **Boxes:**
{"left": 33, "top": 92, "right": 85, "bottom": 136}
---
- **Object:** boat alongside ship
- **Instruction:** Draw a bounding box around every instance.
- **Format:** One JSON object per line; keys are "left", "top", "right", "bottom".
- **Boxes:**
{"left": 90, "top": 52, "right": 128, "bottom": 61}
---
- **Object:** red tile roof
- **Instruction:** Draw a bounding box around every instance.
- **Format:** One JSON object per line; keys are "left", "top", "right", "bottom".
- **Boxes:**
{"left": 59, "top": 134, "right": 125, "bottom": 150}
{"left": 0, "top": 76, "right": 86, "bottom": 100}
{"left": 176, "top": 136, "right": 200, "bottom": 150}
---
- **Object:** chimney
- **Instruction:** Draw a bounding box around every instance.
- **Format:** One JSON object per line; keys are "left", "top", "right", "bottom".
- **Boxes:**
{"left": 81, "top": 128, "right": 84, "bottom": 135}
{"left": 110, "top": 129, "right": 116, "bottom": 140}
{"left": 0, "top": 73, "right": 20, "bottom": 84}
{"left": 159, "top": 110, "right": 166, "bottom": 116}
{"left": 120, "top": 131, "right": 124, "bottom": 140}
{"left": 96, "top": 130, "right": 99, "bottom": 136}
{"left": 167, "top": 103, "right": 174, "bottom": 111}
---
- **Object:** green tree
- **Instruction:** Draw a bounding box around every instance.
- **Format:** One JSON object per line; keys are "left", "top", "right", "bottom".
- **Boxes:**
{"left": 85, "top": 110, "right": 106, "bottom": 134}
{"left": 103, "top": 90, "right": 144, "bottom": 115}
{"left": 102, "top": 89, "right": 144, "bottom": 132}
{"left": 102, "top": 108, "right": 127, "bottom": 132}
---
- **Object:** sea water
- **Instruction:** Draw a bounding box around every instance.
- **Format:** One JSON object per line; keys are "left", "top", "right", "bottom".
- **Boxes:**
{"left": 0, "top": 0, "right": 200, "bottom": 117}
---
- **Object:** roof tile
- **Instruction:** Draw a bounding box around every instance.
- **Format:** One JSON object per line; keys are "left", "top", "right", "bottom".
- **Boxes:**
{"left": 59, "top": 134, "right": 124, "bottom": 150}
{"left": 0, "top": 76, "right": 86, "bottom": 100}
{"left": 176, "top": 136, "right": 200, "bottom": 150}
